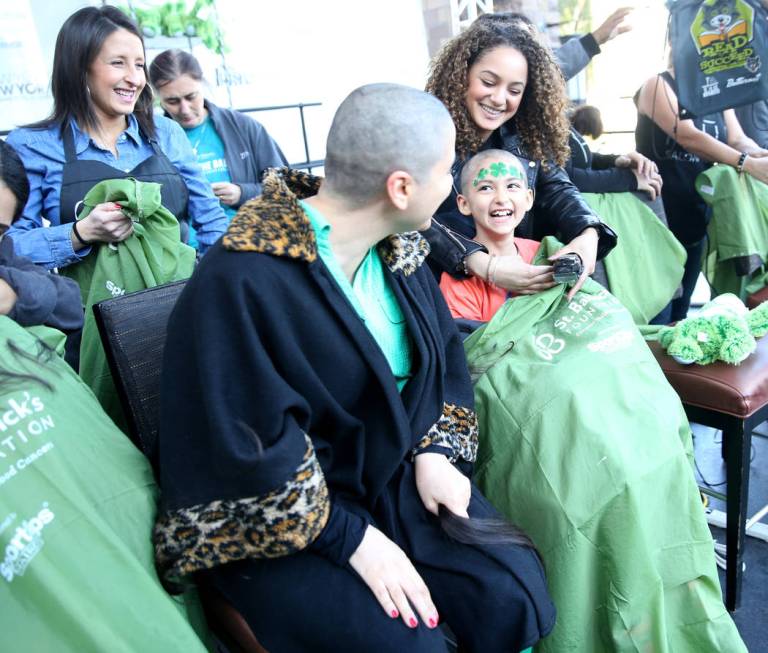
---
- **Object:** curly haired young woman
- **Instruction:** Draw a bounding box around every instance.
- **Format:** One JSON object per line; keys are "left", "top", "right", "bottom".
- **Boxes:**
{"left": 424, "top": 20, "right": 616, "bottom": 300}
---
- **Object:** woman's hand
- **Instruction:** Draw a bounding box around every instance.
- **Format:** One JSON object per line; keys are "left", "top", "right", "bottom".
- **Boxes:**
{"left": 348, "top": 525, "right": 440, "bottom": 630}
{"left": 551, "top": 227, "right": 599, "bottom": 301}
{"left": 211, "top": 182, "right": 242, "bottom": 206}
{"left": 466, "top": 251, "right": 555, "bottom": 295}
{"left": 414, "top": 452, "right": 471, "bottom": 518}
{"left": 616, "top": 151, "right": 657, "bottom": 177}
{"left": 744, "top": 156, "right": 768, "bottom": 185}
{"left": 632, "top": 169, "right": 662, "bottom": 201}
{"left": 74, "top": 202, "right": 133, "bottom": 246}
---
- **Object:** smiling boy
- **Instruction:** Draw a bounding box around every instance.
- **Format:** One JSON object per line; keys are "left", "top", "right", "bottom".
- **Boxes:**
{"left": 440, "top": 149, "right": 545, "bottom": 321}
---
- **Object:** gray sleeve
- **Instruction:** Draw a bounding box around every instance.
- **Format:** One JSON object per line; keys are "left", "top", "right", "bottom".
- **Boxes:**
{"left": 236, "top": 120, "right": 289, "bottom": 206}
{"left": 734, "top": 101, "right": 768, "bottom": 149}
{"left": 0, "top": 239, "right": 83, "bottom": 332}
{"left": 554, "top": 34, "right": 600, "bottom": 81}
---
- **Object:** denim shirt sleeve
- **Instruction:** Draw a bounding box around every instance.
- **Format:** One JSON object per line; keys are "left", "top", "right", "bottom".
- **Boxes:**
{"left": 156, "top": 117, "right": 229, "bottom": 254}
{"left": 5, "top": 129, "right": 90, "bottom": 270}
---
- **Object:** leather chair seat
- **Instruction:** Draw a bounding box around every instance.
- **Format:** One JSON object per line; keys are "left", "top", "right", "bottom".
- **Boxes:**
{"left": 648, "top": 336, "right": 768, "bottom": 418}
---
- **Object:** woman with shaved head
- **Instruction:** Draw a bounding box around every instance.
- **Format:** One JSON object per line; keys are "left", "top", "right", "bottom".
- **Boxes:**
{"left": 154, "top": 83, "right": 555, "bottom": 653}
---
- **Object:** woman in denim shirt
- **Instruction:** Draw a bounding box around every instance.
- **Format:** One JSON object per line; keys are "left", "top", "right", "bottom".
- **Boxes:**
{"left": 5, "top": 5, "right": 228, "bottom": 270}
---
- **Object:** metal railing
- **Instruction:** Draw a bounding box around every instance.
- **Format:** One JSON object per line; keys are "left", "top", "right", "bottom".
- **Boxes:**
{"left": 238, "top": 101, "right": 323, "bottom": 172}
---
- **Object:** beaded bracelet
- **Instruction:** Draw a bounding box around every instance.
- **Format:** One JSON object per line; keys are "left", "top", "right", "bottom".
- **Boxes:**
{"left": 736, "top": 152, "right": 748, "bottom": 175}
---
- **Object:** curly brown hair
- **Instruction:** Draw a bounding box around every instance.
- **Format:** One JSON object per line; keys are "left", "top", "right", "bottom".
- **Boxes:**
{"left": 426, "top": 21, "right": 570, "bottom": 166}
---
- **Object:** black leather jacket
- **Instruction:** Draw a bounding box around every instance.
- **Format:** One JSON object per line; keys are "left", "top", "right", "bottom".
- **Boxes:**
{"left": 425, "top": 123, "right": 617, "bottom": 275}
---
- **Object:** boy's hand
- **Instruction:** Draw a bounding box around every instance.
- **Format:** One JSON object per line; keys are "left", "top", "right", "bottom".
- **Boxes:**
{"left": 414, "top": 452, "right": 470, "bottom": 518}
{"left": 349, "top": 525, "right": 440, "bottom": 629}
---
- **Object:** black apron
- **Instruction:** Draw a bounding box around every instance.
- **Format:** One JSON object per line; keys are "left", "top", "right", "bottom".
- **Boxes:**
{"left": 58, "top": 123, "right": 189, "bottom": 225}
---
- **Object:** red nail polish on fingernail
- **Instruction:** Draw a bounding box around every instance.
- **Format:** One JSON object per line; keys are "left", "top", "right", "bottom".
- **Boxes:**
{"left": 409, "top": 618, "right": 417, "bottom": 628}
{"left": 390, "top": 610, "right": 399, "bottom": 618}
{"left": 428, "top": 618, "right": 437, "bottom": 628}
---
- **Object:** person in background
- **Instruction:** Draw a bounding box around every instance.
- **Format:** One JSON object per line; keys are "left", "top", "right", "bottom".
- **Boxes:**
{"left": 567, "top": 104, "right": 662, "bottom": 199}
{"left": 635, "top": 35, "right": 768, "bottom": 320}
{"left": 424, "top": 20, "right": 616, "bottom": 301}
{"left": 734, "top": 4, "right": 768, "bottom": 149}
{"left": 478, "top": 6, "right": 633, "bottom": 81}
{"left": 149, "top": 49, "right": 287, "bottom": 245}
{"left": 6, "top": 5, "right": 228, "bottom": 268}
{"left": 0, "top": 141, "right": 82, "bottom": 334}
{"left": 735, "top": 100, "right": 768, "bottom": 151}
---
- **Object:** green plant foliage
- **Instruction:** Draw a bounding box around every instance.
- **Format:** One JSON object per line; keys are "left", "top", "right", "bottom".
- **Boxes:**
{"left": 119, "top": 0, "right": 228, "bottom": 54}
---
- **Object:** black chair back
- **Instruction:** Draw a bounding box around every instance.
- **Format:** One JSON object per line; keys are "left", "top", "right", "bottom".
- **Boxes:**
{"left": 93, "top": 280, "right": 187, "bottom": 462}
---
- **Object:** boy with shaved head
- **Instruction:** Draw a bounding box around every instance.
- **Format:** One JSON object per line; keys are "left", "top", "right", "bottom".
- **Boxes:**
{"left": 153, "top": 84, "right": 554, "bottom": 652}
{"left": 441, "top": 149, "right": 550, "bottom": 322}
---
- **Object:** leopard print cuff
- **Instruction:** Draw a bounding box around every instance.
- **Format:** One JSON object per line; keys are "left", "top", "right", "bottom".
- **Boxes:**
{"left": 154, "top": 433, "right": 330, "bottom": 590}
{"left": 412, "top": 402, "right": 479, "bottom": 464}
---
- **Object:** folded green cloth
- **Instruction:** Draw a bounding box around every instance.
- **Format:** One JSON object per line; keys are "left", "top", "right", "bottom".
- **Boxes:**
{"left": 582, "top": 192, "right": 685, "bottom": 324}
{"left": 62, "top": 177, "right": 195, "bottom": 431}
{"left": 696, "top": 165, "right": 768, "bottom": 299}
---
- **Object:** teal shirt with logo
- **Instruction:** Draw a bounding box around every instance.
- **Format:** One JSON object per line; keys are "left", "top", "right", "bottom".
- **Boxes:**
{"left": 185, "top": 117, "right": 237, "bottom": 247}
{"left": 300, "top": 200, "right": 412, "bottom": 391}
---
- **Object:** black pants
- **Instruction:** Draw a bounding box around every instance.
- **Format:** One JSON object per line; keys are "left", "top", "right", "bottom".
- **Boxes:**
{"left": 670, "top": 238, "right": 706, "bottom": 321}
{"left": 208, "top": 465, "right": 555, "bottom": 653}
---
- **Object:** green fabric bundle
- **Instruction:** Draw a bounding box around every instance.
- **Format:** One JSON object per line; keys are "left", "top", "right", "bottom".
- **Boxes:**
{"left": 659, "top": 293, "right": 768, "bottom": 365}
{"left": 696, "top": 165, "right": 768, "bottom": 299}
{"left": 0, "top": 317, "right": 210, "bottom": 651}
{"left": 61, "top": 178, "right": 195, "bottom": 431}
{"left": 465, "top": 237, "right": 745, "bottom": 653}
{"left": 581, "top": 192, "right": 685, "bottom": 324}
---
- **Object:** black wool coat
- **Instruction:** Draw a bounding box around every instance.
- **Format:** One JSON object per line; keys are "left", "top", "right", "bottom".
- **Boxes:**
{"left": 153, "top": 168, "right": 479, "bottom": 587}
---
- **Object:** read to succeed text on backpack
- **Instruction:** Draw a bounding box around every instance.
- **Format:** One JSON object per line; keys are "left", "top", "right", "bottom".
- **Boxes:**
{"left": 667, "top": 0, "right": 768, "bottom": 118}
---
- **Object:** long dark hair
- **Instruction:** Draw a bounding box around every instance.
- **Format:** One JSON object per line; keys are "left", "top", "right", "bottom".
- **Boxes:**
{"left": 0, "top": 338, "right": 57, "bottom": 394}
{"left": 0, "top": 141, "right": 30, "bottom": 223}
{"left": 149, "top": 49, "right": 204, "bottom": 89}
{"left": 438, "top": 504, "right": 539, "bottom": 555}
{"left": 28, "top": 5, "right": 155, "bottom": 138}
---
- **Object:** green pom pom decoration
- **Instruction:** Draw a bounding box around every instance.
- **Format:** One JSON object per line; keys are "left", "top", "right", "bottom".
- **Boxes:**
{"left": 659, "top": 293, "right": 768, "bottom": 366}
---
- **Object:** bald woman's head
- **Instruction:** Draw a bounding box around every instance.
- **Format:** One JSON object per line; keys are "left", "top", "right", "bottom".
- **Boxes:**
{"left": 323, "top": 84, "right": 455, "bottom": 206}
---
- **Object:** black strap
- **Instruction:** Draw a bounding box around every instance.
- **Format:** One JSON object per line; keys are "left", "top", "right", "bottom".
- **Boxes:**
{"left": 62, "top": 123, "right": 77, "bottom": 163}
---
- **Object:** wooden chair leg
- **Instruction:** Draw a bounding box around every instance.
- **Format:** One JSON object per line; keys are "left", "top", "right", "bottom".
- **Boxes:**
{"left": 724, "top": 417, "right": 751, "bottom": 611}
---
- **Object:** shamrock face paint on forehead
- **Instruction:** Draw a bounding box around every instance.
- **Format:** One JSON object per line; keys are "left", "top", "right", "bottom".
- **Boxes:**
{"left": 472, "top": 160, "right": 526, "bottom": 187}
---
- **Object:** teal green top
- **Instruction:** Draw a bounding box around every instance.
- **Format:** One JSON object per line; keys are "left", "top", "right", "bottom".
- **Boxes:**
{"left": 301, "top": 200, "right": 412, "bottom": 390}
{"left": 185, "top": 116, "right": 237, "bottom": 248}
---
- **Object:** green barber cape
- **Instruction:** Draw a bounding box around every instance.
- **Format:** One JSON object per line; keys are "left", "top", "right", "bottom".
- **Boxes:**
{"left": 696, "top": 165, "right": 768, "bottom": 299}
{"left": 0, "top": 317, "right": 210, "bottom": 652}
{"left": 581, "top": 192, "right": 685, "bottom": 324}
{"left": 465, "top": 237, "right": 745, "bottom": 653}
{"left": 62, "top": 178, "right": 196, "bottom": 431}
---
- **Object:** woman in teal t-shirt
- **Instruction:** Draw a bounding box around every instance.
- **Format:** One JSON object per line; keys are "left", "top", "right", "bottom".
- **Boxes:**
{"left": 149, "top": 49, "right": 288, "bottom": 247}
